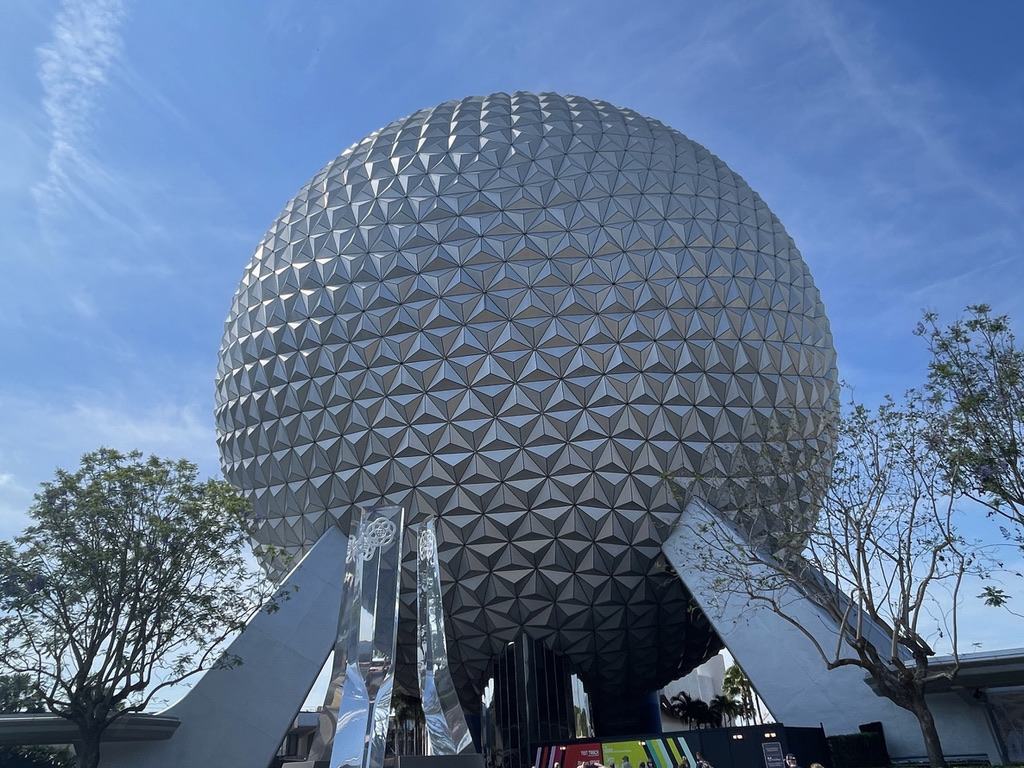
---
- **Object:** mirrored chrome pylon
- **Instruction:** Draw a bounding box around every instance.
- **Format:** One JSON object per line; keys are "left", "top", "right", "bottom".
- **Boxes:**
{"left": 308, "top": 505, "right": 405, "bottom": 768}
{"left": 417, "top": 518, "right": 473, "bottom": 754}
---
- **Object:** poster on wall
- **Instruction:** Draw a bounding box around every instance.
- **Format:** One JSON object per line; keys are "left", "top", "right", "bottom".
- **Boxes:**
{"left": 602, "top": 740, "right": 647, "bottom": 768}
{"left": 535, "top": 734, "right": 695, "bottom": 768}
{"left": 536, "top": 742, "right": 605, "bottom": 768}
{"left": 639, "top": 735, "right": 694, "bottom": 768}
{"left": 564, "top": 742, "right": 604, "bottom": 768}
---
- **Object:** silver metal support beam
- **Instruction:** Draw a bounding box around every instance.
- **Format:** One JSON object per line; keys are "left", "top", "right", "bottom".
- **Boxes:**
{"left": 308, "top": 505, "right": 406, "bottom": 768}
{"left": 418, "top": 518, "right": 472, "bottom": 755}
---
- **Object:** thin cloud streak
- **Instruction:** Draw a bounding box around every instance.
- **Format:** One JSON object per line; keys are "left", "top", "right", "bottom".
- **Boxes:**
{"left": 0, "top": 395, "right": 220, "bottom": 540}
{"left": 799, "top": 0, "right": 1019, "bottom": 218}
{"left": 32, "top": 0, "right": 126, "bottom": 213}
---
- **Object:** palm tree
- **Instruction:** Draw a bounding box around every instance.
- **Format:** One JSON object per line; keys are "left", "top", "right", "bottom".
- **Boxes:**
{"left": 689, "top": 698, "right": 713, "bottom": 729}
{"left": 709, "top": 694, "right": 743, "bottom": 728}
{"left": 723, "top": 662, "right": 766, "bottom": 725}
{"left": 661, "top": 691, "right": 690, "bottom": 727}
{"left": 389, "top": 690, "right": 425, "bottom": 756}
{"left": 661, "top": 691, "right": 701, "bottom": 729}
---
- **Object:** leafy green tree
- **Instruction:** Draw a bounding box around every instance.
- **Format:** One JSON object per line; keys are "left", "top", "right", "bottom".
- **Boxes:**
{"left": 0, "top": 449, "right": 275, "bottom": 768}
{"left": 0, "top": 744, "right": 74, "bottom": 768}
{"left": 919, "top": 304, "right": 1024, "bottom": 545}
{"left": 0, "top": 672, "right": 45, "bottom": 712}
{"left": 671, "top": 392, "right": 985, "bottom": 767}
{"left": 0, "top": 673, "right": 74, "bottom": 767}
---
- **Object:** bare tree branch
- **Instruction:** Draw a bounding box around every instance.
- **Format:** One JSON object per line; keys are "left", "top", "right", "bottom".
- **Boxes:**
{"left": 670, "top": 390, "right": 992, "bottom": 767}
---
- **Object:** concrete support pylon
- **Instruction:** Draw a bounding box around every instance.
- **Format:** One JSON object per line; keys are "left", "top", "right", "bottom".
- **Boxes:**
{"left": 662, "top": 498, "right": 1001, "bottom": 762}
{"left": 102, "top": 525, "right": 346, "bottom": 768}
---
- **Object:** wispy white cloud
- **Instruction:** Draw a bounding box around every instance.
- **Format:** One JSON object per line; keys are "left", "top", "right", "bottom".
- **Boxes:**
{"left": 796, "top": 0, "right": 1020, "bottom": 218}
{"left": 32, "top": 0, "right": 127, "bottom": 212}
{"left": 70, "top": 402, "right": 215, "bottom": 455}
{"left": 0, "top": 393, "right": 221, "bottom": 540}
{"left": 69, "top": 289, "right": 98, "bottom": 319}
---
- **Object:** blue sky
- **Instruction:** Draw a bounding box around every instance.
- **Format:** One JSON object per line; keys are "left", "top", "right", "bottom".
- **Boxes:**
{"left": 2, "top": 0, "right": 1023, "bottom": 653}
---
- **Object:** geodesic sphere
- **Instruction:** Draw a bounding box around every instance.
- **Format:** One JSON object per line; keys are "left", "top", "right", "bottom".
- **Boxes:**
{"left": 214, "top": 92, "right": 838, "bottom": 705}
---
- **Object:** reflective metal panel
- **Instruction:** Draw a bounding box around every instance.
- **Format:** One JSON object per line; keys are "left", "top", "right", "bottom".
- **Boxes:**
{"left": 308, "top": 506, "right": 405, "bottom": 768}
{"left": 417, "top": 518, "right": 472, "bottom": 754}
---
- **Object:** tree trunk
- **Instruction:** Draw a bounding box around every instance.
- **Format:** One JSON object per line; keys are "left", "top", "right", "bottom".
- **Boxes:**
{"left": 74, "top": 731, "right": 102, "bottom": 768}
{"left": 909, "top": 692, "right": 947, "bottom": 768}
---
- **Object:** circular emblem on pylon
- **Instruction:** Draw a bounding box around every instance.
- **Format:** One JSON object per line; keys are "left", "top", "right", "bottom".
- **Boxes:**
{"left": 419, "top": 527, "right": 437, "bottom": 562}
{"left": 360, "top": 517, "right": 398, "bottom": 560}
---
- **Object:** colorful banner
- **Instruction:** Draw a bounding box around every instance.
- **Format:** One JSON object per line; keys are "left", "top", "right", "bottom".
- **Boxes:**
{"left": 638, "top": 735, "right": 695, "bottom": 768}
{"left": 535, "top": 733, "right": 696, "bottom": 768}
{"left": 603, "top": 740, "right": 648, "bottom": 768}
{"left": 535, "top": 744, "right": 565, "bottom": 768}
{"left": 564, "top": 742, "right": 604, "bottom": 768}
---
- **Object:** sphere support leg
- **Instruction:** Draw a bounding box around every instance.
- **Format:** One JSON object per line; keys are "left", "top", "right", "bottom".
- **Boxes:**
{"left": 417, "top": 518, "right": 473, "bottom": 755}
{"left": 308, "top": 505, "right": 406, "bottom": 768}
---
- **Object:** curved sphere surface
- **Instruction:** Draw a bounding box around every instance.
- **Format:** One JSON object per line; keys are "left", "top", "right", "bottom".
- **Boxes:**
{"left": 215, "top": 92, "right": 838, "bottom": 705}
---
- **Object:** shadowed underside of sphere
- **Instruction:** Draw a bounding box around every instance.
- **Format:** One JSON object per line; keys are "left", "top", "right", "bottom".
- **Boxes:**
{"left": 214, "top": 92, "right": 838, "bottom": 707}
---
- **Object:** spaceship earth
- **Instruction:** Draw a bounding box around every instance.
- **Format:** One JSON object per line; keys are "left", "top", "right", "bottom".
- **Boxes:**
{"left": 214, "top": 92, "right": 839, "bottom": 708}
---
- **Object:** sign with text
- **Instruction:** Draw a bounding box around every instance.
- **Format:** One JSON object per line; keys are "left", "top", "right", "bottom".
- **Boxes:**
{"left": 762, "top": 742, "right": 785, "bottom": 768}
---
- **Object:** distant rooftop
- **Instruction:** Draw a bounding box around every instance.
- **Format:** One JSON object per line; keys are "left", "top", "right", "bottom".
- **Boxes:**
{"left": 866, "top": 646, "right": 1024, "bottom": 695}
{"left": 0, "top": 713, "right": 179, "bottom": 747}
